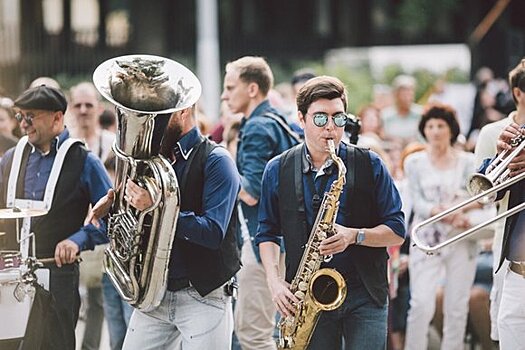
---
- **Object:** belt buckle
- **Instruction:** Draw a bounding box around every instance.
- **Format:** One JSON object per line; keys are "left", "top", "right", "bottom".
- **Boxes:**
{"left": 512, "top": 261, "right": 525, "bottom": 278}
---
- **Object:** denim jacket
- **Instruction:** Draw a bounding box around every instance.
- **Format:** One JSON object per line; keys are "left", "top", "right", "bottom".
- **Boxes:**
{"left": 237, "top": 100, "right": 298, "bottom": 261}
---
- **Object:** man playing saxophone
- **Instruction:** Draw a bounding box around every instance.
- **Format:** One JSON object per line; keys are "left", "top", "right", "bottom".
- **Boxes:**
{"left": 257, "top": 76, "right": 405, "bottom": 349}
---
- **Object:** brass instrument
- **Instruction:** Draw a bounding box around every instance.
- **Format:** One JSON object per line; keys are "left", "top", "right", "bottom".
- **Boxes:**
{"left": 467, "top": 131, "right": 525, "bottom": 203}
{"left": 93, "top": 54, "right": 201, "bottom": 311}
{"left": 412, "top": 136, "right": 525, "bottom": 254}
{"left": 278, "top": 139, "right": 348, "bottom": 350}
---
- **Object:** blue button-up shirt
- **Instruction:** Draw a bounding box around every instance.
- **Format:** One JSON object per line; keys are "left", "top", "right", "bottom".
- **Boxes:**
{"left": 0, "top": 128, "right": 112, "bottom": 250}
{"left": 256, "top": 143, "right": 405, "bottom": 278}
{"left": 236, "top": 100, "right": 298, "bottom": 258}
{"left": 169, "top": 127, "right": 241, "bottom": 278}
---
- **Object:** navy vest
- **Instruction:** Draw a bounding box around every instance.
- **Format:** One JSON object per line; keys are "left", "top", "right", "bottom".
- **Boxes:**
{"left": 499, "top": 181, "right": 524, "bottom": 270}
{"left": 278, "top": 143, "right": 389, "bottom": 306}
{"left": 0, "top": 142, "right": 89, "bottom": 258}
{"left": 172, "top": 137, "right": 241, "bottom": 296}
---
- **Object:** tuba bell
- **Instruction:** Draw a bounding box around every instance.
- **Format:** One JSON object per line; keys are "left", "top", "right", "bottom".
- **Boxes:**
{"left": 93, "top": 54, "right": 201, "bottom": 311}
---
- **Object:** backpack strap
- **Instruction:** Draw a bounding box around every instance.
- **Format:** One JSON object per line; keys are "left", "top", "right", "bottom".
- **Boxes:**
{"left": 264, "top": 112, "right": 302, "bottom": 144}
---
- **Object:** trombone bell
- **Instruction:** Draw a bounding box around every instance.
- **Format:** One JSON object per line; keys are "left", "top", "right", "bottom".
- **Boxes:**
{"left": 466, "top": 173, "right": 497, "bottom": 204}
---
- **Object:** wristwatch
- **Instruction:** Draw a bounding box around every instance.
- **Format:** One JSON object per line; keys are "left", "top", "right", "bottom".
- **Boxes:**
{"left": 355, "top": 229, "right": 366, "bottom": 246}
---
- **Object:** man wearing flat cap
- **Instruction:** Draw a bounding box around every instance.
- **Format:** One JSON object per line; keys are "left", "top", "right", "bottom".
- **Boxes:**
{"left": 0, "top": 85, "right": 112, "bottom": 349}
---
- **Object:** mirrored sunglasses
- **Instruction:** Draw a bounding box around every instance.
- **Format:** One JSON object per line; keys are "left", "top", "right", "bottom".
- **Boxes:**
{"left": 312, "top": 112, "right": 348, "bottom": 128}
{"left": 15, "top": 112, "right": 40, "bottom": 126}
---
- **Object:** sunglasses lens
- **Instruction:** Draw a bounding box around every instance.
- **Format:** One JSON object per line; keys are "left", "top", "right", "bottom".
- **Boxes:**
{"left": 313, "top": 114, "right": 328, "bottom": 127}
{"left": 333, "top": 113, "right": 348, "bottom": 127}
{"left": 15, "top": 113, "right": 33, "bottom": 125}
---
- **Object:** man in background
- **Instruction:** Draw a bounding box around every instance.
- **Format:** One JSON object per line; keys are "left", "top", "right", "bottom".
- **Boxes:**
{"left": 221, "top": 56, "right": 299, "bottom": 349}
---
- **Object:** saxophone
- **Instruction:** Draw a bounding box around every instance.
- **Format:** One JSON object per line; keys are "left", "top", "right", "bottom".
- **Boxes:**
{"left": 93, "top": 55, "right": 202, "bottom": 311}
{"left": 278, "top": 139, "right": 348, "bottom": 350}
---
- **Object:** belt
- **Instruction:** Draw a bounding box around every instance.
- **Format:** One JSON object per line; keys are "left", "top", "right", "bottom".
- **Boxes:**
{"left": 167, "top": 277, "right": 191, "bottom": 292}
{"left": 509, "top": 261, "right": 525, "bottom": 277}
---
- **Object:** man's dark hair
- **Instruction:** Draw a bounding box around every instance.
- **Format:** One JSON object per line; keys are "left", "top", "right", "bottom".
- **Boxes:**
{"left": 291, "top": 70, "right": 316, "bottom": 86}
{"left": 418, "top": 103, "right": 460, "bottom": 145}
{"left": 508, "top": 58, "right": 525, "bottom": 104}
{"left": 296, "top": 76, "right": 347, "bottom": 115}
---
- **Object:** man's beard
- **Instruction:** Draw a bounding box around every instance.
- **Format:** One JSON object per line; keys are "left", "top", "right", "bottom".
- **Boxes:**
{"left": 159, "top": 123, "right": 183, "bottom": 161}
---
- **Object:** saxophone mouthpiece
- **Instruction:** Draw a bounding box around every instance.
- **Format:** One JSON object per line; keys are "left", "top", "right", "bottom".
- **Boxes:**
{"left": 327, "top": 139, "right": 336, "bottom": 155}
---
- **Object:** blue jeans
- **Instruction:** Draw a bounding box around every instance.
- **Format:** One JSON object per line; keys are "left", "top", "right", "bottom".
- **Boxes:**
{"left": 307, "top": 284, "right": 388, "bottom": 350}
{"left": 122, "top": 285, "right": 233, "bottom": 350}
{"left": 81, "top": 286, "right": 104, "bottom": 350}
{"left": 102, "top": 273, "right": 133, "bottom": 350}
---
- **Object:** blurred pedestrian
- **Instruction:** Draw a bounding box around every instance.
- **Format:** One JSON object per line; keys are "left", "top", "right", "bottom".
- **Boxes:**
{"left": 404, "top": 103, "right": 486, "bottom": 350}
{"left": 381, "top": 75, "right": 423, "bottom": 146}
{"left": 221, "top": 56, "right": 299, "bottom": 350}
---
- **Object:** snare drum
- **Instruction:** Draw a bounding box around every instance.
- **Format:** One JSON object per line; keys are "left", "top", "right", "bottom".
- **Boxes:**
{"left": 0, "top": 251, "right": 22, "bottom": 271}
{"left": 0, "top": 269, "right": 32, "bottom": 341}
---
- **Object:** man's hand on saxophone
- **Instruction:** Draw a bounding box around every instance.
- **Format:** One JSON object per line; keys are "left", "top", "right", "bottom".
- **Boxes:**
{"left": 319, "top": 223, "right": 357, "bottom": 255}
{"left": 260, "top": 241, "right": 299, "bottom": 317}
{"left": 267, "top": 276, "right": 299, "bottom": 317}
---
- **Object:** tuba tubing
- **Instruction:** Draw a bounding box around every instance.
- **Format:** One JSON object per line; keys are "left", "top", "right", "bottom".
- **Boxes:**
{"left": 94, "top": 54, "right": 201, "bottom": 311}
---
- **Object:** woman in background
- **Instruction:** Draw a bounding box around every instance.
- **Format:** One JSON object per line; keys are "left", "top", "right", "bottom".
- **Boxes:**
{"left": 404, "top": 103, "right": 483, "bottom": 350}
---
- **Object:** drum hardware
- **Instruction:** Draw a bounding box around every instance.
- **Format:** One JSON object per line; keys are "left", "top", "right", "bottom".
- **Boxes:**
{"left": 0, "top": 250, "right": 22, "bottom": 270}
{"left": 0, "top": 207, "right": 47, "bottom": 219}
{"left": 36, "top": 256, "right": 82, "bottom": 266}
{"left": 0, "top": 207, "right": 50, "bottom": 341}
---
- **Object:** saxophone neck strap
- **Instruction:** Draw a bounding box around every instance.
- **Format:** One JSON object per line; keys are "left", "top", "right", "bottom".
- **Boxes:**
{"left": 305, "top": 169, "right": 330, "bottom": 215}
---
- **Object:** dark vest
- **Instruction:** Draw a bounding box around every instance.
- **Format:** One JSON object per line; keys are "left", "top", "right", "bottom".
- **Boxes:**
{"left": 0, "top": 142, "right": 89, "bottom": 257}
{"left": 173, "top": 137, "right": 240, "bottom": 296}
{"left": 499, "top": 181, "right": 524, "bottom": 271}
{"left": 278, "top": 143, "right": 389, "bottom": 306}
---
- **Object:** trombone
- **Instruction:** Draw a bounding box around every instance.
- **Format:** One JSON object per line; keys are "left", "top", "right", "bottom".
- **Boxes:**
{"left": 411, "top": 139, "right": 525, "bottom": 254}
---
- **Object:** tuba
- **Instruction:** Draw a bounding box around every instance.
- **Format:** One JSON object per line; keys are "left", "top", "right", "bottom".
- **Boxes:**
{"left": 93, "top": 54, "right": 201, "bottom": 311}
{"left": 278, "top": 139, "right": 348, "bottom": 350}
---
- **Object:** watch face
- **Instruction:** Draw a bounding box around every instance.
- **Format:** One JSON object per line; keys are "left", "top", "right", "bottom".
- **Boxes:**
{"left": 357, "top": 230, "right": 365, "bottom": 244}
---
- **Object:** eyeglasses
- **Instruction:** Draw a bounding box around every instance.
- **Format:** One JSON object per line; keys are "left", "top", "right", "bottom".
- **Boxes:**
{"left": 15, "top": 111, "right": 48, "bottom": 126}
{"left": 311, "top": 112, "right": 348, "bottom": 128}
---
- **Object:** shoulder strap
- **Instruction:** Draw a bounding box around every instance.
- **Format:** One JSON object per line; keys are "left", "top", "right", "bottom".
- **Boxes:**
{"left": 264, "top": 112, "right": 302, "bottom": 144}
{"left": 7, "top": 136, "right": 29, "bottom": 208}
{"left": 345, "top": 144, "right": 356, "bottom": 193}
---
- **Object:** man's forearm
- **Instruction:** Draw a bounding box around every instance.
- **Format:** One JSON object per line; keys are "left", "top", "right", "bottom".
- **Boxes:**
{"left": 259, "top": 241, "right": 281, "bottom": 281}
{"left": 360, "top": 224, "right": 404, "bottom": 247}
{"left": 239, "top": 188, "right": 258, "bottom": 206}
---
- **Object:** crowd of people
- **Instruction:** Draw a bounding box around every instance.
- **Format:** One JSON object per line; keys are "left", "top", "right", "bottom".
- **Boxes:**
{"left": 0, "top": 55, "right": 524, "bottom": 350}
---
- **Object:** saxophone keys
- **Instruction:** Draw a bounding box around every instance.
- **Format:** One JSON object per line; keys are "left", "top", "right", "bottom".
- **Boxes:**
{"left": 298, "top": 281, "right": 308, "bottom": 291}
{"left": 306, "top": 260, "right": 315, "bottom": 270}
{"left": 294, "top": 290, "right": 305, "bottom": 300}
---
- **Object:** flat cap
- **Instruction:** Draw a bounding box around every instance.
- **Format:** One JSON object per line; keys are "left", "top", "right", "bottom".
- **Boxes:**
{"left": 14, "top": 85, "right": 67, "bottom": 113}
